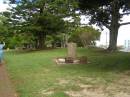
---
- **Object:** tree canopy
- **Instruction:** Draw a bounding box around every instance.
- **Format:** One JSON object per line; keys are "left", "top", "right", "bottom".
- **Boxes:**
{"left": 3, "top": 0, "right": 129, "bottom": 50}
{"left": 69, "top": 26, "right": 101, "bottom": 47}
{"left": 2, "top": 0, "right": 78, "bottom": 49}
{"left": 78, "top": 0, "right": 130, "bottom": 51}
{"left": 0, "top": 15, "right": 9, "bottom": 44}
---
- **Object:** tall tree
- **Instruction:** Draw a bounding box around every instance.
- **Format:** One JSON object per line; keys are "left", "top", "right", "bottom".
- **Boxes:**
{"left": 78, "top": 0, "right": 130, "bottom": 51}
{"left": 0, "top": 15, "right": 8, "bottom": 42}
{"left": 5, "top": 0, "right": 77, "bottom": 49}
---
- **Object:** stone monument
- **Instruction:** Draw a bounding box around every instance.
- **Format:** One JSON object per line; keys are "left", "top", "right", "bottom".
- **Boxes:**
{"left": 55, "top": 42, "right": 87, "bottom": 64}
{"left": 67, "top": 42, "right": 77, "bottom": 59}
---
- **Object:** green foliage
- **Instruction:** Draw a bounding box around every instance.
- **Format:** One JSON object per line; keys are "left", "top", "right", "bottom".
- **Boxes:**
{"left": 35, "top": 12, "right": 65, "bottom": 34}
{"left": 3, "top": 0, "right": 78, "bottom": 49}
{"left": 78, "top": 0, "right": 130, "bottom": 51}
{"left": 78, "top": 0, "right": 130, "bottom": 28}
{"left": 8, "top": 33, "right": 35, "bottom": 48}
{"left": 45, "top": 35, "right": 54, "bottom": 47}
{"left": 0, "top": 15, "right": 8, "bottom": 42}
{"left": 69, "top": 26, "right": 101, "bottom": 47}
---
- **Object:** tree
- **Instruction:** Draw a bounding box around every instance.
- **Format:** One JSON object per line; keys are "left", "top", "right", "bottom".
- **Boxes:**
{"left": 78, "top": 0, "right": 130, "bottom": 51}
{"left": 5, "top": 0, "right": 78, "bottom": 49}
{"left": 0, "top": 15, "right": 9, "bottom": 44}
{"left": 69, "top": 26, "right": 101, "bottom": 47}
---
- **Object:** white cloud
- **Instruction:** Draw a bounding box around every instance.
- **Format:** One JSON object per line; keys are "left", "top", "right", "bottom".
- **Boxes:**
{"left": 0, "top": 0, "right": 10, "bottom": 12}
{"left": 0, "top": 4, "right": 8, "bottom": 12}
{"left": 0, "top": 0, "right": 3, "bottom": 4}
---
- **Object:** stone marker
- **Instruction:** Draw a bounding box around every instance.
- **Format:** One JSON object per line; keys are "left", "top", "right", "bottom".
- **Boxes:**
{"left": 67, "top": 42, "right": 77, "bottom": 59}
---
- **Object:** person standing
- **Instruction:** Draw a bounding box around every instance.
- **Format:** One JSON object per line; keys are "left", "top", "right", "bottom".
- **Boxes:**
{"left": 0, "top": 42, "right": 5, "bottom": 64}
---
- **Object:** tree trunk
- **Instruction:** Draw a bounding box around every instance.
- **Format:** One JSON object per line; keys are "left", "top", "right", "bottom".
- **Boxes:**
{"left": 35, "top": 8, "right": 46, "bottom": 49}
{"left": 107, "top": 0, "right": 120, "bottom": 51}
{"left": 37, "top": 32, "right": 46, "bottom": 49}
{"left": 108, "top": 27, "right": 119, "bottom": 51}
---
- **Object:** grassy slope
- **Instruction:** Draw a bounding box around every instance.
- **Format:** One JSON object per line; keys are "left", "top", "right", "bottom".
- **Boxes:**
{"left": 5, "top": 48, "right": 130, "bottom": 97}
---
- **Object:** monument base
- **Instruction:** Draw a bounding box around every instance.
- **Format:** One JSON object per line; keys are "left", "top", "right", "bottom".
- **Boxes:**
{"left": 55, "top": 56, "right": 87, "bottom": 65}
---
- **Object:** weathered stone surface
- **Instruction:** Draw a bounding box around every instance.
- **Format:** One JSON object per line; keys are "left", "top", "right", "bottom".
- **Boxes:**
{"left": 67, "top": 42, "right": 77, "bottom": 59}
{"left": 65, "top": 57, "right": 73, "bottom": 63}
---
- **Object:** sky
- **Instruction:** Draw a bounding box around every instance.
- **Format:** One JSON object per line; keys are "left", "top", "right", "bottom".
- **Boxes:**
{"left": 0, "top": 0, "right": 130, "bottom": 47}
{"left": 81, "top": 15, "right": 130, "bottom": 47}
{"left": 0, "top": 0, "right": 9, "bottom": 12}
{"left": 80, "top": 11, "right": 130, "bottom": 47}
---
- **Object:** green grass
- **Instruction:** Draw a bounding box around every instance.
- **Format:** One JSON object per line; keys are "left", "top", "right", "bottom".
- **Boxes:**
{"left": 5, "top": 48, "right": 130, "bottom": 97}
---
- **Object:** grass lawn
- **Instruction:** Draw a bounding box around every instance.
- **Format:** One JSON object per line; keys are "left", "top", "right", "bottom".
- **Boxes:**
{"left": 5, "top": 48, "right": 130, "bottom": 97}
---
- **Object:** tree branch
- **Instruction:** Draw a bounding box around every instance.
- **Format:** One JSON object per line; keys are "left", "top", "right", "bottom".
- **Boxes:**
{"left": 120, "top": 12, "right": 130, "bottom": 16}
{"left": 120, "top": 22, "right": 130, "bottom": 26}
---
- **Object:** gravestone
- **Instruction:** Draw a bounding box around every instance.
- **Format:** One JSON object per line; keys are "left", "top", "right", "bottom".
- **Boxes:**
{"left": 67, "top": 42, "right": 77, "bottom": 59}
{"left": 56, "top": 42, "right": 87, "bottom": 64}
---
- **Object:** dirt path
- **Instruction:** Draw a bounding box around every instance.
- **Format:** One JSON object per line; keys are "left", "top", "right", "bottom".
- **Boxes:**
{"left": 0, "top": 64, "right": 17, "bottom": 97}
